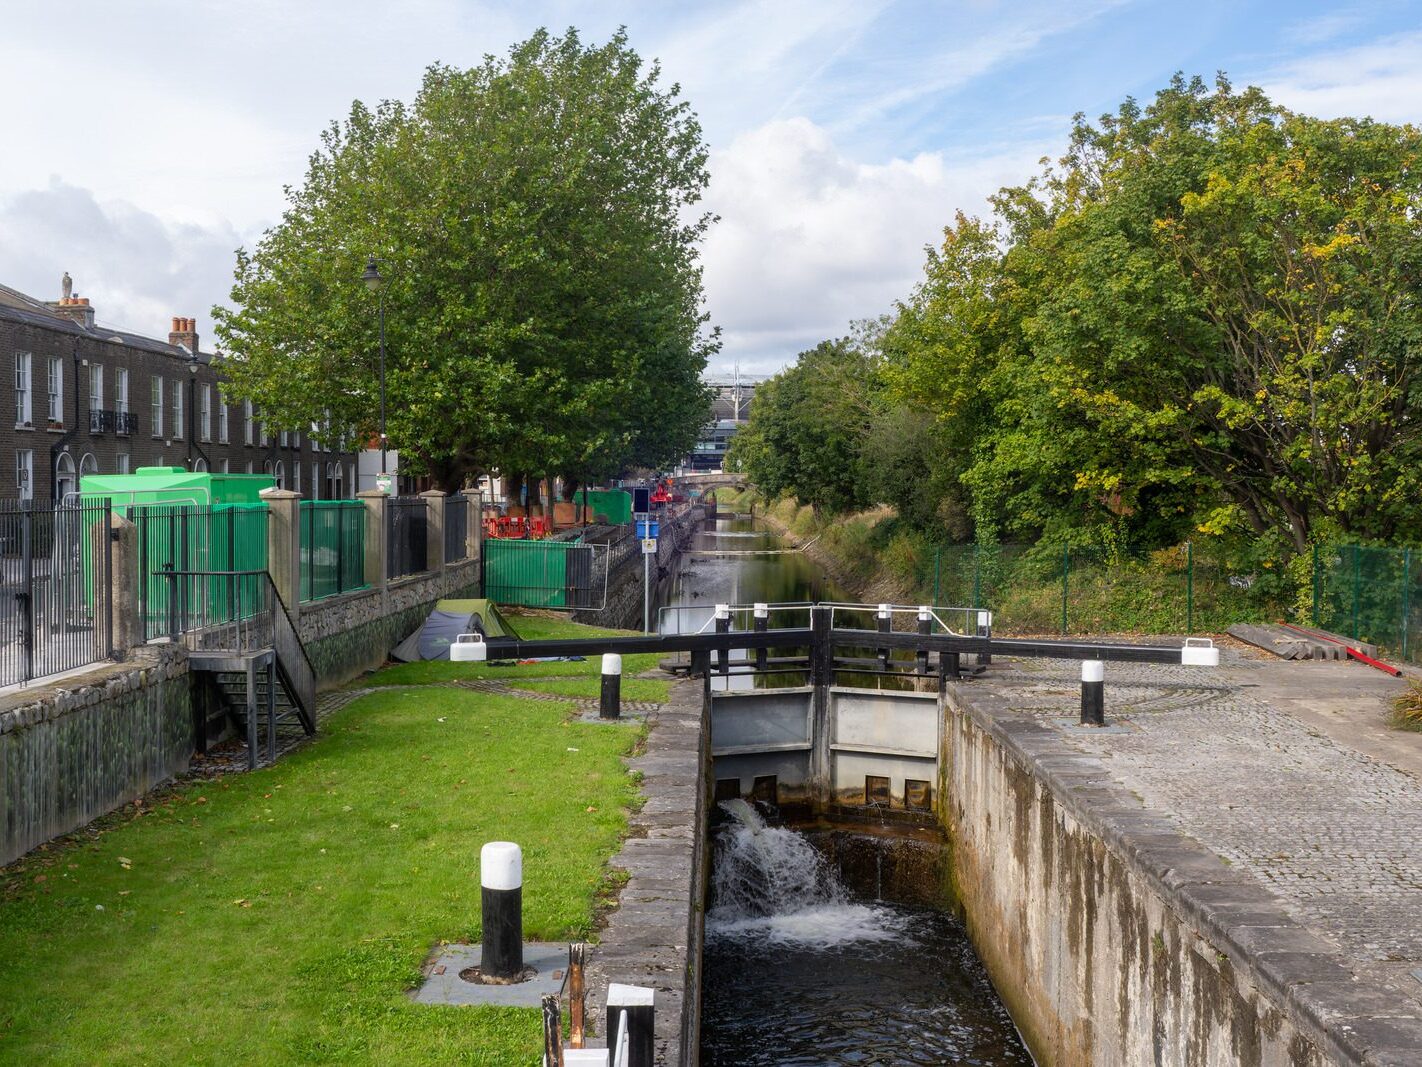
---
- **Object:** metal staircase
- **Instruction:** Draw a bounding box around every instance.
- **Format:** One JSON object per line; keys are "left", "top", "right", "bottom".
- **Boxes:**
{"left": 165, "top": 568, "right": 317, "bottom": 769}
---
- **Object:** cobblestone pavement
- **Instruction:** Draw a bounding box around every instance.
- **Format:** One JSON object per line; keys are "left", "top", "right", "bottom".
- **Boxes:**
{"left": 989, "top": 650, "right": 1422, "bottom": 1000}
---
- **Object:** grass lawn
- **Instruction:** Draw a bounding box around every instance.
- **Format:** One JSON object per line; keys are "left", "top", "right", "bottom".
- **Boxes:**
{"left": 368, "top": 613, "right": 665, "bottom": 685}
{"left": 517, "top": 677, "right": 673, "bottom": 703}
{"left": 0, "top": 644, "right": 650, "bottom": 1065}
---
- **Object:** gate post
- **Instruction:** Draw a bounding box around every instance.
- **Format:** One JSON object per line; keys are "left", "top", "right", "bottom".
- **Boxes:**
{"left": 260, "top": 488, "right": 302, "bottom": 617}
{"left": 420, "top": 490, "right": 446, "bottom": 575}
{"left": 809, "top": 604, "right": 832, "bottom": 811}
{"left": 358, "top": 490, "right": 388, "bottom": 599}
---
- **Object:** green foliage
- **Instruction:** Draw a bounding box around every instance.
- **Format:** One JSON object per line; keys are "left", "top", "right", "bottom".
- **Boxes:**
{"left": 214, "top": 29, "right": 714, "bottom": 489}
{"left": 727, "top": 336, "right": 879, "bottom": 514}
{"left": 0, "top": 645, "right": 646, "bottom": 1063}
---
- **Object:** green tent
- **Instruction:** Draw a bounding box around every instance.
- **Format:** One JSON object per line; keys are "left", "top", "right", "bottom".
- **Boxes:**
{"left": 390, "top": 599, "right": 517, "bottom": 662}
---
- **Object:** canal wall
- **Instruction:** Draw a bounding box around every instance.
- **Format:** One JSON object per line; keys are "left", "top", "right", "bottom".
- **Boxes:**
{"left": 941, "top": 681, "right": 1372, "bottom": 1067}
{"left": 587, "top": 677, "right": 709, "bottom": 1065}
{"left": 576, "top": 505, "right": 706, "bottom": 631}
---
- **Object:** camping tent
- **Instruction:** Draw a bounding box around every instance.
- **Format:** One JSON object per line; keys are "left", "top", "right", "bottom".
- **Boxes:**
{"left": 391, "top": 598, "right": 515, "bottom": 662}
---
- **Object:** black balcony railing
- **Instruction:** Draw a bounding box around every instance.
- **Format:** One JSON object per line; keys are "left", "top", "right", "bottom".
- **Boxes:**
{"left": 89, "top": 409, "right": 138, "bottom": 435}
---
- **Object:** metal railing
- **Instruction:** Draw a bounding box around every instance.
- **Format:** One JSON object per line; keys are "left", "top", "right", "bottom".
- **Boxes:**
{"left": 160, "top": 567, "right": 272, "bottom": 653}
{"left": 88, "top": 409, "right": 138, "bottom": 435}
{"left": 445, "top": 493, "right": 470, "bottom": 563}
{"left": 300, "top": 500, "right": 366, "bottom": 601}
{"left": 133, "top": 503, "right": 269, "bottom": 641}
{"left": 0, "top": 499, "right": 114, "bottom": 687}
{"left": 386, "top": 496, "right": 428, "bottom": 580}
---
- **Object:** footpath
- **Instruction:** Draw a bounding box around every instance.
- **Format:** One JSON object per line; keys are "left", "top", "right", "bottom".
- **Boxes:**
{"left": 971, "top": 645, "right": 1422, "bottom": 1061}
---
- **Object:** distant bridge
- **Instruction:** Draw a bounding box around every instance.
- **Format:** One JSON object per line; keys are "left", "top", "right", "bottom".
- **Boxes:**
{"left": 676, "top": 472, "right": 747, "bottom": 492}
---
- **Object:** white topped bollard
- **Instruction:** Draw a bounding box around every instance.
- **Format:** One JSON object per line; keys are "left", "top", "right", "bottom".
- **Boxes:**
{"left": 754, "top": 602, "right": 770, "bottom": 670}
{"left": 600, "top": 653, "right": 623, "bottom": 720}
{"left": 480, "top": 841, "right": 523, "bottom": 980}
{"left": 606, "top": 983, "right": 655, "bottom": 1067}
{"left": 1080, "top": 660, "right": 1105, "bottom": 727}
{"left": 917, "top": 605, "right": 932, "bottom": 674}
{"left": 977, "top": 609, "right": 993, "bottom": 666}
{"left": 714, "top": 603, "right": 732, "bottom": 675}
{"left": 877, "top": 603, "right": 892, "bottom": 672}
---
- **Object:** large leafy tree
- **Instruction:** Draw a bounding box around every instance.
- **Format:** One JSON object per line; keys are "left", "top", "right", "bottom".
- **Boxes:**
{"left": 214, "top": 29, "right": 714, "bottom": 490}
{"left": 889, "top": 76, "right": 1422, "bottom": 554}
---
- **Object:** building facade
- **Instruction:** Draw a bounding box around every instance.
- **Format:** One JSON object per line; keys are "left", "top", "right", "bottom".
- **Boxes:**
{"left": 0, "top": 280, "right": 358, "bottom": 502}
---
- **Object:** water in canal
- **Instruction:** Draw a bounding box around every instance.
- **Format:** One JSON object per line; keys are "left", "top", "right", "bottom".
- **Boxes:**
{"left": 664, "top": 512, "right": 1032, "bottom": 1065}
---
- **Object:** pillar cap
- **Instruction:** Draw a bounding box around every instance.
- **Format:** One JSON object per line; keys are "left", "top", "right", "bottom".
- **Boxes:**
{"left": 258, "top": 487, "right": 300, "bottom": 500}
{"left": 1081, "top": 660, "right": 1104, "bottom": 683}
{"left": 714, "top": 603, "right": 731, "bottom": 619}
{"left": 606, "top": 982, "right": 655, "bottom": 1006}
{"left": 602, "top": 653, "right": 622, "bottom": 674}
{"left": 418, "top": 489, "right": 448, "bottom": 499}
{"left": 356, "top": 489, "right": 388, "bottom": 500}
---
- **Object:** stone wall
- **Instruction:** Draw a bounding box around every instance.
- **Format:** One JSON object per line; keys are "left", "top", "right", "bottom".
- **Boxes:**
{"left": 0, "top": 646, "right": 193, "bottom": 866}
{"left": 942, "top": 684, "right": 1342, "bottom": 1066}
{"left": 298, "top": 557, "right": 481, "bottom": 688}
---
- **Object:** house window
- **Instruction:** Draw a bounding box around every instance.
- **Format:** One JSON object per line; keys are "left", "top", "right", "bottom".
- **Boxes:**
{"left": 245, "top": 460, "right": 253, "bottom": 474}
{"left": 219, "top": 458, "right": 229, "bottom": 474}
{"left": 217, "top": 391, "right": 229, "bottom": 443}
{"left": 47, "top": 356, "right": 62, "bottom": 424}
{"left": 172, "top": 381, "right": 184, "bottom": 439}
{"left": 89, "top": 364, "right": 103, "bottom": 412}
{"left": 274, "top": 460, "right": 286, "bottom": 489}
{"left": 14, "top": 353, "right": 31, "bottom": 427}
{"left": 200, "top": 384, "right": 212, "bottom": 442}
{"left": 311, "top": 461, "right": 321, "bottom": 500}
{"left": 293, "top": 460, "right": 301, "bottom": 494}
{"left": 15, "top": 449, "right": 32, "bottom": 500}
{"left": 151, "top": 376, "right": 164, "bottom": 438}
{"left": 115, "top": 368, "right": 129, "bottom": 416}
{"left": 244, "top": 400, "right": 254, "bottom": 446}
{"left": 116, "top": 453, "right": 130, "bottom": 475}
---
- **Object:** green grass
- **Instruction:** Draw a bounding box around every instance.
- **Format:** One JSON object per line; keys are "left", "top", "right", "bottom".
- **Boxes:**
{"left": 0, "top": 663, "right": 647, "bottom": 1064}
{"left": 517, "top": 677, "right": 673, "bottom": 703}
{"left": 367, "top": 613, "right": 664, "bottom": 685}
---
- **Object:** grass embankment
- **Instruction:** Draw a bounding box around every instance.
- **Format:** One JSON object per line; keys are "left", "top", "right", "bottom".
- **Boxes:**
{"left": 0, "top": 615, "right": 654, "bottom": 1066}
{"left": 723, "top": 486, "right": 1279, "bottom": 635}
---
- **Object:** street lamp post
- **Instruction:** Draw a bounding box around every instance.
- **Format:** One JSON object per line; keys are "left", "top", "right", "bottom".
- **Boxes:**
{"left": 361, "top": 256, "right": 389, "bottom": 486}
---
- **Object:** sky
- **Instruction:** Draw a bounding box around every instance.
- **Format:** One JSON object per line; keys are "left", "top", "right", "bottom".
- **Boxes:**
{"left": 1, "top": 1, "right": 1421, "bottom": 376}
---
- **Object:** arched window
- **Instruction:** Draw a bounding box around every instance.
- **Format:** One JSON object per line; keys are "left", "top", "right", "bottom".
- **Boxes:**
{"left": 331, "top": 461, "right": 344, "bottom": 500}
{"left": 55, "top": 452, "right": 76, "bottom": 502}
{"left": 263, "top": 459, "right": 274, "bottom": 476}
{"left": 274, "top": 460, "right": 286, "bottom": 489}
{"left": 193, "top": 457, "right": 208, "bottom": 473}
{"left": 78, "top": 453, "right": 98, "bottom": 490}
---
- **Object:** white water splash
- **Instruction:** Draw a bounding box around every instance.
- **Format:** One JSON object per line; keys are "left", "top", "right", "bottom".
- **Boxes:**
{"left": 707, "top": 800, "right": 910, "bottom": 948}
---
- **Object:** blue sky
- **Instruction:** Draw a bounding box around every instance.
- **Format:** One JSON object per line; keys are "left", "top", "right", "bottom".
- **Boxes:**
{"left": 1, "top": 1, "right": 1420, "bottom": 374}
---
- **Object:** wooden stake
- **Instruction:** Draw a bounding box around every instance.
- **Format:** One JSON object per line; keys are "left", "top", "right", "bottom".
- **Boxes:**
{"left": 542, "top": 993, "right": 564, "bottom": 1067}
{"left": 569, "top": 943, "right": 587, "bottom": 1048}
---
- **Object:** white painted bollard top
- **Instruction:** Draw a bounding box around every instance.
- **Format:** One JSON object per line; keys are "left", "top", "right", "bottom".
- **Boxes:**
{"left": 480, "top": 841, "right": 522, "bottom": 891}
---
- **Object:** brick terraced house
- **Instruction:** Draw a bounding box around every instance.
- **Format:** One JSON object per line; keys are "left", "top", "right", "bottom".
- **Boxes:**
{"left": 0, "top": 278, "right": 358, "bottom": 502}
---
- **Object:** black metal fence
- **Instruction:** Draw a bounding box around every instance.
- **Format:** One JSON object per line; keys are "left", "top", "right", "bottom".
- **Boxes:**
{"left": 445, "top": 494, "right": 470, "bottom": 563}
{"left": 0, "top": 500, "right": 114, "bottom": 687}
{"left": 300, "top": 500, "right": 367, "bottom": 601}
{"left": 158, "top": 568, "right": 273, "bottom": 654}
{"left": 386, "top": 496, "right": 428, "bottom": 580}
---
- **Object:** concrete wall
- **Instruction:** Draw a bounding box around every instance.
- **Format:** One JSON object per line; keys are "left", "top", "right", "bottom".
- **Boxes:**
{"left": 942, "top": 684, "right": 1338, "bottom": 1067}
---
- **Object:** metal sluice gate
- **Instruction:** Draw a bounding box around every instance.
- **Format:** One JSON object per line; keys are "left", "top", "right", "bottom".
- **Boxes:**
{"left": 480, "top": 602, "right": 1220, "bottom": 819}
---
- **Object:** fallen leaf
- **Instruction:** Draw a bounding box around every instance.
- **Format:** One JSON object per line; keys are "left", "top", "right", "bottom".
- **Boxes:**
{"left": 232, "top": 899, "right": 251, "bottom": 908}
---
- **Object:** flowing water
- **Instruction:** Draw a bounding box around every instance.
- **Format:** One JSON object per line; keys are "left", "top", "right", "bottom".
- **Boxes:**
{"left": 701, "top": 801, "right": 1032, "bottom": 1065}
{"left": 660, "top": 512, "right": 1032, "bottom": 1064}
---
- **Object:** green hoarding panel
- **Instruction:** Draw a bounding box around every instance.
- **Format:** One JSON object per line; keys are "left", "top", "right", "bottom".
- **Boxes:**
{"left": 485, "top": 539, "right": 592, "bottom": 608}
{"left": 582, "top": 490, "right": 632, "bottom": 525}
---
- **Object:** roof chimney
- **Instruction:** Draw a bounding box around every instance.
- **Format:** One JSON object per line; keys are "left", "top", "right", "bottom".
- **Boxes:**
{"left": 46, "top": 274, "right": 96, "bottom": 328}
{"left": 169, "top": 316, "right": 199, "bottom": 355}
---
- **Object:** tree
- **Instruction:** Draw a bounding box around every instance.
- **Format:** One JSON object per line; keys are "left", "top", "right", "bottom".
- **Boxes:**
{"left": 888, "top": 76, "right": 1422, "bottom": 554}
{"left": 213, "top": 28, "right": 715, "bottom": 491}
{"left": 727, "top": 337, "right": 878, "bottom": 514}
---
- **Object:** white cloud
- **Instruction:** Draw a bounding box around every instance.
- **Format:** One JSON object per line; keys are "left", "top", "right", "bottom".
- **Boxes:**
{"left": 700, "top": 117, "right": 1048, "bottom": 374}
{"left": 0, "top": 180, "right": 246, "bottom": 344}
{"left": 1259, "top": 30, "right": 1422, "bottom": 125}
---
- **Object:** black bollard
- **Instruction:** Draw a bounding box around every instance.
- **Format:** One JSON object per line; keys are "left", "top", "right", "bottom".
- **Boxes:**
{"left": 1080, "top": 660, "right": 1105, "bottom": 726}
{"left": 607, "top": 983, "right": 655, "bottom": 1067}
{"left": 480, "top": 841, "right": 523, "bottom": 979}
{"left": 877, "top": 604, "right": 891, "bottom": 672}
{"left": 715, "top": 604, "right": 731, "bottom": 676}
{"left": 600, "top": 653, "right": 622, "bottom": 720}
{"left": 754, "top": 602, "right": 769, "bottom": 671}
{"left": 977, "top": 610, "right": 993, "bottom": 666}
{"left": 917, "top": 605, "right": 932, "bottom": 675}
